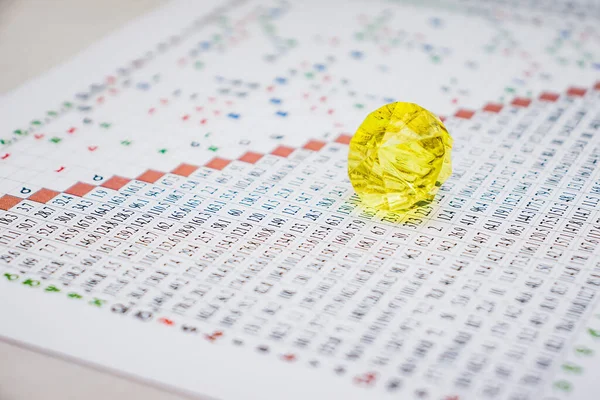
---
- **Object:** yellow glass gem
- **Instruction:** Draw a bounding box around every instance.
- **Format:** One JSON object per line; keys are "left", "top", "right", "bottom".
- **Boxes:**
{"left": 348, "top": 102, "right": 452, "bottom": 212}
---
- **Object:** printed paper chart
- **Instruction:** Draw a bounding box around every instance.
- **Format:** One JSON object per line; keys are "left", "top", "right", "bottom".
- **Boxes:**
{"left": 1, "top": 1, "right": 600, "bottom": 400}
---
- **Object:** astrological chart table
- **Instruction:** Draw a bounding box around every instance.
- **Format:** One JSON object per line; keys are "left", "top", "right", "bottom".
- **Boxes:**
{"left": 1, "top": 1, "right": 600, "bottom": 399}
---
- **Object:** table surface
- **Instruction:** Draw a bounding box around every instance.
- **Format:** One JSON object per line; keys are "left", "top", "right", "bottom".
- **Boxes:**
{"left": 0, "top": 1, "right": 195, "bottom": 399}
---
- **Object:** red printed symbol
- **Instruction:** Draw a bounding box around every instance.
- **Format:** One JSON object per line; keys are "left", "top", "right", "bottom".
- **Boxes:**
{"left": 511, "top": 97, "right": 531, "bottom": 107}
{"left": 483, "top": 103, "right": 503, "bottom": 113}
{"left": 34, "top": 134, "right": 45, "bottom": 140}
{"left": 567, "top": 87, "right": 586, "bottom": 97}
{"left": 335, "top": 134, "right": 352, "bottom": 144}
{"left": 281, "top": 353, "right": 297, "bottom": 362}
{"left": 67, "top": 127, "right": 77, "bottom": 134}
{"left": 1, "top": 153, "right": 10, "bottom": 160}
{"left": 205, "top": 330, "right": 224, "bottom": 342}
{"left": 88, "top": 146, "right": 98, "bottom": 152}
{"left": 455, "top": 109, "right": 475, "bottom": 119}
{"left": 55, "top": 166, "right": 65, "bottom": 173}
{"left": 353, "top": 372, "right": 378, "bottom": 387}
{"left": 158, "top": 317, "right": 174, "bottom": 326}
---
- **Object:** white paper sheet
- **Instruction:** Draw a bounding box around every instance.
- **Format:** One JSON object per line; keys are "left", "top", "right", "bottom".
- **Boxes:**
{"left": 1, "top": 1, "right": 600, "bottom": 399}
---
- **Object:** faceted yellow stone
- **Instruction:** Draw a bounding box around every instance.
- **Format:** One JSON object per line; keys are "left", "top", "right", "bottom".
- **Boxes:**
{"left": 348, "top": 102, "right": 452, "bottom": 212}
